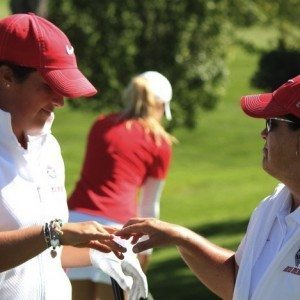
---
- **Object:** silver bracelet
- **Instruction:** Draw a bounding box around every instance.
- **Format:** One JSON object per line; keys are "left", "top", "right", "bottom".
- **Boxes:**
{"left": 43, "top": 219, "right": 63, "bottom": 258}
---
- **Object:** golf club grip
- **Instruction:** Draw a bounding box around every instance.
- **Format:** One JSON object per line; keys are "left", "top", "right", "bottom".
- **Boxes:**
{"left": 111, "top": 277, "right": 124, "bottom": 300}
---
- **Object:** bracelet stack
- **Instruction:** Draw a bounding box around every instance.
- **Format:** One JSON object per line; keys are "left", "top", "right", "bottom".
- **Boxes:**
{"left": 43, "top": 219, "right": 63, "bottom": 258}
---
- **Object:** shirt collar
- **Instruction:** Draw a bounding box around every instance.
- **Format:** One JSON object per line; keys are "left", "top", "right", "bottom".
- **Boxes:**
{"left": 275, "top": 189, "right": 300, "bottom": 225}
{"left": 0, "top": 109, "right": 54, "bottom": 153}
{"left": 277, "top": 189, "right": 292, "bottom": 215}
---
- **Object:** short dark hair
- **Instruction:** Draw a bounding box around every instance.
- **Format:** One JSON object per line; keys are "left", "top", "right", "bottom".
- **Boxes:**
{"left": 0, "top": 61, "right": 36, "bottom": 82}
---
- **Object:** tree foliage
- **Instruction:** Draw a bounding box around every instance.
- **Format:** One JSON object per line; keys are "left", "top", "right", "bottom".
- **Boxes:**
{"left": 48, "top": 0, "right": 231, "bottom": 128}
{"left": 225, "top": 0, "right": 300, "bottom": 92}
{"left": 227, "top": 0, "right": 300, "bottom": 49}
{"left": 251, "top": 49, "right": 300, "bottom": 91}
{"left": 247, "top": 0, "right": 300, "bottom": 91}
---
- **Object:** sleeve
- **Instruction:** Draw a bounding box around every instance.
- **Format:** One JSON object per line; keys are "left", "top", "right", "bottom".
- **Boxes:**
{"left": 138, "top": 177, "right": 165, "bottom": 218}
{"left": 147, "top": 142, "right": 172, "bottom": 179}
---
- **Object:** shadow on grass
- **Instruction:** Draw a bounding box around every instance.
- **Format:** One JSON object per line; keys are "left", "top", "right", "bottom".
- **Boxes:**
{"left": 194, "top": 218, "right": 249, "bottom": 240}
{"left": 147, "top": 218, "right": 249, "bottom": 300}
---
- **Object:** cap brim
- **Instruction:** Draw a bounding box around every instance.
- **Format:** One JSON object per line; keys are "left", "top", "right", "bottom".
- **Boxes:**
{"left": 240, "top": 93, "right": 289, "bottom": 118}
{"left": 40, "top": 68, "right": 97, "bottom": 98}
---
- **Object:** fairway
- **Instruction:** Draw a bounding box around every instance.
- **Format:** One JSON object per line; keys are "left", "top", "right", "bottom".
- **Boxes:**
{"left": 0, "top": 4, "right": 279, "bottom": 299}
{"left": 53, "top": 39, "right": 277, "bottom": 299}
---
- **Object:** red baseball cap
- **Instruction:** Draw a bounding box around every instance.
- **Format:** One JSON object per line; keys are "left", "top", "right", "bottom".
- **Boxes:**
{"left": 0, "top": 13, "right": 97, "bottom": 98}
{"left": 241, "top": 75, "right": 300, "bottom": 118}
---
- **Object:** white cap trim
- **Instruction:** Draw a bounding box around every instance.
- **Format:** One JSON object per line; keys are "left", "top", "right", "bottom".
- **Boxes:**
{"left": 140, "top": 71, "right": 172, "bottom": 120}
{"left": 164, "top": 102, "right": 172, "bottom": 120}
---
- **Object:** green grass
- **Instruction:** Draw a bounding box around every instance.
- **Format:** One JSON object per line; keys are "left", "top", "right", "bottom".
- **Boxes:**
{"left": 0, "top": 1, "right": 9, "bottom": 18}
{"left": 52, "top": 44, "right": 278, "bottom": 299}
{"left": 1, "top": 2, "right": 278, "bottom": 299}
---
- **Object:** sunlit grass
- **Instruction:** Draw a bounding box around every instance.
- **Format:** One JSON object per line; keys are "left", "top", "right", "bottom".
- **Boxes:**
{"left": 1, "top": 1, "right": 278, "bottom": 298}
{"left": 53, "top": 45, "right": 277, "bottom": 299}
{"left": 0, "top": 1, "right": 9, "bottom": 18}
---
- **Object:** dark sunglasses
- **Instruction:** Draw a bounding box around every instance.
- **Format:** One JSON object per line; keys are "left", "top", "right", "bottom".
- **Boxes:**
{"left": 265, "top": 117, "right": 296, "bottom": 133}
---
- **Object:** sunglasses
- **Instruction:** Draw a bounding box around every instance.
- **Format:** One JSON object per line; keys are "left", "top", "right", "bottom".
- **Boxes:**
{"left": 265, "top": 117, "right": 296, "bottom": 133}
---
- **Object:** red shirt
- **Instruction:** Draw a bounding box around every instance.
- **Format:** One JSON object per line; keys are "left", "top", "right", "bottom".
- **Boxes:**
{"left": 68, "top": 113, "right": 172, "bottom": 223}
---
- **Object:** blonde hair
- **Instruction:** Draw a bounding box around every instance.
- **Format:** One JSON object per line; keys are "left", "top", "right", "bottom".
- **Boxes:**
{"left": 120, "top": 75, "right": 177, "bottom": 146}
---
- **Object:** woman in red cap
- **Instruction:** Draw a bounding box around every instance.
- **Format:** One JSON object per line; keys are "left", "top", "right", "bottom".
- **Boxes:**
{"left": 0, "top": 13, "right": 131, "bottom": 300}
{"left": 116, "top": 76, "right": 300, "bottom": 300}
{"left": 67, "top": 71, "right": 176, "bottom": 299}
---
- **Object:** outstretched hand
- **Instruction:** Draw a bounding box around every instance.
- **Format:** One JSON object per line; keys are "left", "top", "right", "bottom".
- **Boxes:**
{"left": 60, "top": 221, "right": 126, "bottom": 258}
{"left": 115, "top": 218, "right": 181, "bottom": 254}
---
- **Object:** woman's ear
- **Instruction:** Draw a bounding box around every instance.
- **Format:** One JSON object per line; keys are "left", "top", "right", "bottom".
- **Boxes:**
{"left": 0, "top": 65, "right": 14, "bottom": 89}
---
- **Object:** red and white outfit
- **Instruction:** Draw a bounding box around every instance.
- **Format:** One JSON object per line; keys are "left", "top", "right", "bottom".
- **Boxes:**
{"left": 68, "top": 113, "right": 172, "bottom": 282}
{"left": 0, "top": 110, "right": 70, "bottom": 300}
{"left": 235, "top": 184, "right": 300, "bottom": 300}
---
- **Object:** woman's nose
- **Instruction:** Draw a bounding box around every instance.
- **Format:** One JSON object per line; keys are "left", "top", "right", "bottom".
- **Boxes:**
{"left": 261, "top": 128, "right": 267, "bottom": 140}
{"left": 52, "top": 93, "right": 64, "bottom": 107}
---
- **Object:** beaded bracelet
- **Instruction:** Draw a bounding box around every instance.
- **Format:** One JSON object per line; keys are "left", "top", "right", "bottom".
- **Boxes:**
{"left": 43, "top": 219, "right": 63, "bottom": 258}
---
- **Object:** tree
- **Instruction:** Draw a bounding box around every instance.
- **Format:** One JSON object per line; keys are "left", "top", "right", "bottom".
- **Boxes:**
{"left": 48, "top": 0, "right": 231, "bottom": 128}
{"left": 225, "top": 0, "right": 300, "bottom": 91}
{"left": 10, "top": 0, "right": 49, "bottom": 17}
{"left": 249, "top": 0, "right": 300, "bottom": 90}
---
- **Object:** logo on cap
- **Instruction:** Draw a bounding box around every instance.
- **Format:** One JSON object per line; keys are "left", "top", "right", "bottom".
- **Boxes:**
{"left": 66, "top": 45, "right": 74, "bottom": 55}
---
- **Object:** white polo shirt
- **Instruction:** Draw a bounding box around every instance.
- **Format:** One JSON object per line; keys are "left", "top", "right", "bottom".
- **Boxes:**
{"left": 236, "top": 191, "right": 300, "bottom": 298}
{"left": 0, "top": 109, "right": 70, "bottom": 299}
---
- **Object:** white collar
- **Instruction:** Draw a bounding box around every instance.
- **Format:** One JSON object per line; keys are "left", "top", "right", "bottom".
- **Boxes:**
{"left": 276, "top": 191, "right": 292, "bottom": 216}
{"left": 0, "top": 109, "right": 54, "bottom": 154}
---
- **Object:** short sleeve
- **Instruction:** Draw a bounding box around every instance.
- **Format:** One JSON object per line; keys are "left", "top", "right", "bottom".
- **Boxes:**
{"left": 148, "top": 142, "right": 172, "bottom": 179}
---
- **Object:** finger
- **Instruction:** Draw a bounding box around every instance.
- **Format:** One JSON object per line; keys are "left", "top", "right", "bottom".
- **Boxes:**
{"left": 132, "top": 239, "right": 154, "bottom": 254}
{"left": 88, "top": 240, "right": 112, "bottom": 252}
{"left": 103, "top": 226, "right": 121, "bottom": 234}
{"left": 112, "top": 250, "right": 124, "bottom": 260}
{"left": 104, "top": 239, "right": 127, "bottom": 253}
{"left": 131, "top": 233, "right": 144, "bottom": 244}
{"left": 114, "top": 232, "right": 132, "bottom": 239}
{"left": 122, "top": 218, "right": 146, "bottom": 228}
{"left": 86, "top": 231, "right": 114, "bottom": 241}
{"left": 95, "top": 224, "right": 115, "bottom": 238}
{"left": 116, "top": 223, "right": 147, "bottom": 237}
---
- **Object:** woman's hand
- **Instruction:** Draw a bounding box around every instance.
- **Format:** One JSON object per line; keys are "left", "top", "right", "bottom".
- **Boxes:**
{"left": 61, "top": 222, "right": 126, "bottom": 259}
{"left": 115, "top": 218, "right": 182, "bottom": 253}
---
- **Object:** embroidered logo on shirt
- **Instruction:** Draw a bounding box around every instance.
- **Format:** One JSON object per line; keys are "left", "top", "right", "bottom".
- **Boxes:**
{"left": 295, "top": 249, "right": 300, "bottom": 267}
{"left": 283, "top": 266, "right": 300, "bottom": 275}
{"left": 282, "top": 248, "right": 300, "bottom": 275}
{"left": 47, "top": 167, "right": 57, "bottom": 178}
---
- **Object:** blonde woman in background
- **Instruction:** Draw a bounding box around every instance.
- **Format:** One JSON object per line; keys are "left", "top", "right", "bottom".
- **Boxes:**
{"left": 68, "top": 71, "right": 176, "bottom": 300}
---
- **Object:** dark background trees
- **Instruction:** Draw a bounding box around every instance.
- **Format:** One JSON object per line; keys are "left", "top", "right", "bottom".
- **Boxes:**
{"left": 47, "top": 0, "right": 232, "bottom": 128}
{"left": 9, "top": 0, "right": 300, "bottom": 127}
{"left": 228, "top": 0, "right": 300, "bottom": 91}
